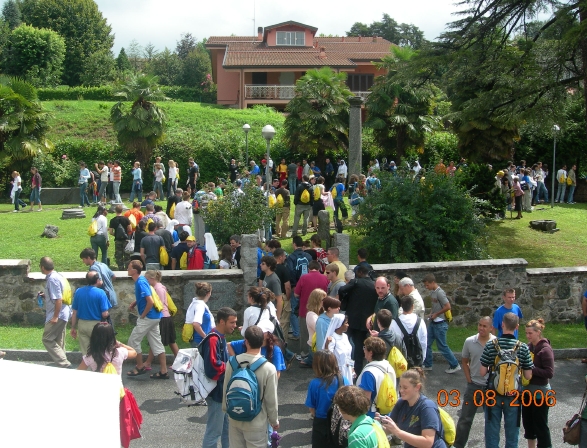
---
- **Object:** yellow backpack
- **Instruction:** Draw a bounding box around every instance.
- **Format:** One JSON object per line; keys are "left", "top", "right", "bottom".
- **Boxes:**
{"left": 559, "top": 173, "right": 566, "bottom": 183}
{"left": 387, "top": 346, "right": 408, "bottom": 378}
{"left": 129, "top": 214, "right": 137, "bottom": 230}
{"left": 159, "top": 246, "right": 169, "bottom": 266}
{"left": 331, "top": 184, "right": 338, "bottom": 199}
{"left": 166, "top": 291, "right": 177, "bottom": 316}
{"left": 300, "top": 187, "right": 310, "bottom": 203}
{"left": 268, "top": 194, "right": 276, "bottom": 208}
{"left": 169, "top": 203, "right": 176, "bottom": 219}
{"left": 182, "top": 323, "right": 194, "bottom": 342}
{"left": 150, "top": 286, "right": 164, "bottom": 312}
{"left": 521, "top": 352, "right": 535, "bottom": 386}
{"left": 61, "top": 278, "right": 73, "bottom": 306}
{"left": 180, "top": 251, "right": 188, "bottom": 269}
{"left": 439, "top": 408, "right": 456, "bottom": 446}
{"left": 311, "top": 332, "right": 317, "bottom": 352}
{"left": 357, "top": 420, "right": 390, "bottom": 448}
{"left": 276, "top": 194, "right": 284, "bottom": 208}
{"left": 314, "top": 185, "right": 321, "bottom": 201}
{"left": 372, "top": 365, "right": 398, "bottom": 414}
{"left": 567, "top": 176, "right": 573, "bottom": 186}
{"left": 103, "top": 361, "right": 125, "bottom": 399}
{"left": 87, "top": 219, "right": 98, "bottom": 236}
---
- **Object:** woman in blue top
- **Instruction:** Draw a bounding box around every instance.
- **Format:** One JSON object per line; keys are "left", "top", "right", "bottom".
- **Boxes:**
{"left": 379, "top": 368, "right": 446, "bottom": 448}
{"left": 130, "top": 161, "right": 143, "bottom": 202}
{"left": 330, "top": 175, "right": 347, "bottom": 221}
{"left": 305, "top": 350, "right": 350, "bottom": 447}
{"left": 79, "top": 161, "right": 91, "bottom": 207}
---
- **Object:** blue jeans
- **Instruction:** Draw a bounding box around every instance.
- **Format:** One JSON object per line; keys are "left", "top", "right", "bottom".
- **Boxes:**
{"left": 30, "top": 187, "right": 41, "bottom": 204}
{"left": 536, "top": 181, "right": 548, "bottom": 202}
{"left": 14, "top": 189, "right": 26, "bottom": 210}
{"left": 167, "top": 178, "right": 177, "bottom": 197}
{"left": 129, "top": 181, "right": 143, "bottom": 202}
{"left": 288, "top": 175, "right": 297, "bottom": 195}
{"left": 485, "top": 395, "right": 521, "bottom": 448}
{"left": 556, "top": 183, "right": 566, "bottom": 202}
{"left": 154, "top": 180, "right": 164, "bottom": 199}
{"left": 79, "top": 183, "right": 90, "bottom": 206}
{"left": 424, "top": 320, "right": 458, "bottom": 368}
{"left": 203, "top": 397, "right": 229, "bottom": 448}
{"left": 567, "top": 185, "right": 576, "bottom": 203}
{"left": 290, "top": 291, "right": 300, "bottom": 338}
{"left": 90, "top": 234, "right": 108, "bottom": 264}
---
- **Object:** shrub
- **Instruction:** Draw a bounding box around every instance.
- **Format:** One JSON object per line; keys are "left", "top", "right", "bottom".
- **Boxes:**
{"left": 202, "top": 182, "right": 274, "bottom": 244}
{"left": 355, "top": 172, "right": 486, "bottom": 263}
{"left": 454, "top": 163, "right": 506, "bottom": 218}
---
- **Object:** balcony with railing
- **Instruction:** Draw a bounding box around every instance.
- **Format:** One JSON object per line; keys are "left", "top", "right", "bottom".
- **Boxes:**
{"left": 244, "top": 84, "right": 370, "bottom": 100}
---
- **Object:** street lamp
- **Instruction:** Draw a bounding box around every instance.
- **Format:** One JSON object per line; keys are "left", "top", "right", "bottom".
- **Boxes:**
{"left": 262, "top": 124, "right": 275, "bottom": 192}
{"left": 242, "top": 123, "right": 250, "bottom": 166}
{"left": 551, "top": 124, "right": 560, "bottom": 208}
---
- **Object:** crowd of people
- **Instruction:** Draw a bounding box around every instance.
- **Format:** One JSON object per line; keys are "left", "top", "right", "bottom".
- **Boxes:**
{"left": 30, "top": 236, "right": 583, "bottom": 448}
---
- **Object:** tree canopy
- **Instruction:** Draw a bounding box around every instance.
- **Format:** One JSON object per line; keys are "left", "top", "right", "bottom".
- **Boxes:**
{"left": 19, "top": 0, "right": 114, "bottom": 86}
{"left": 347, "top": 14, "right": 426, "bottom": 49}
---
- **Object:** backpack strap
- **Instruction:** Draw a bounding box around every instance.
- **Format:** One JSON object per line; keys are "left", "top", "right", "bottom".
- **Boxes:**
{"left": 254, "top": 305, "right": 268, "bottom": 326}
{"left": 394, "top": 317, "right": 412, "bottom": 338}
{"left": 413, "top": 317, "right": 421, "bottom": 333}
{"left": 249, "top": 357, "right": 267, "bottom": 372}
{"left": 229, "top": 356, "right": 239, "bottom": 371}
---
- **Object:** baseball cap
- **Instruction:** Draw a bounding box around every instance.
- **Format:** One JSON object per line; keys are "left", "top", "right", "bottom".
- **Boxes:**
{"left": 186, "top": 236, "right": 196, "bottom": 241}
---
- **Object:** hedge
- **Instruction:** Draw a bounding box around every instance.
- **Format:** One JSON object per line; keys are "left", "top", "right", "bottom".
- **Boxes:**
{"left": 37, "top": 85, "right": 217, "bottom": 103}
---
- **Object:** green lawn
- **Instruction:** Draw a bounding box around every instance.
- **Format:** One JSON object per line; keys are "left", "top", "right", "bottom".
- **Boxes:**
{"left": 1, "top": 321, "right": 582, "bottom": 351}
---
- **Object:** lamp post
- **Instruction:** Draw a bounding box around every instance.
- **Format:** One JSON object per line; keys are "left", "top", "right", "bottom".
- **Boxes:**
{"left": 243, "top": 123, "right": 250, "bottom": 166}
{"left": 551, "top": 124, "right": 560, "bottom": 208}
{"left": 262, "top": 124, "right": 275, "bottom": 192}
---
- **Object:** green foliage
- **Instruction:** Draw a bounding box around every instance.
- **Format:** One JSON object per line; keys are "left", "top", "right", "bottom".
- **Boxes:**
{"left": 0, "top": 76, "right": 52, "bottom": 163}
{"left": 179, "top": 47, "right": 212, "bottom": 87}
{"left": 284, "top": 67, "right": 351, "bottom": 164}
{"left": 365, "top": 47, "right": 439, "bottom": 164}
{"left": 80, "top": 49, "right": 115, "bottom": 86}
{"left": 2, "top": 0, "right": 21, "bottom": 29}
{"left": 175, "top": 33, "right": 197, "bottom": 60}
{"left": 31, "top": 150, "right": 78, "bottom": 187}
{"left": 3, "top": 24, "right": 65, "bottom": 87}
{"left": 116, "top": 47, "right": 132, "bottom": 72}
{"left": 347, "top": 13, "right": 426, "bottom": 49}
{"left": 202, "top": 182, "right": 274, "bottom": 244}
{"left": 356, "top": 172, "right": 485, "bottom": 262}
{"left": 146, "top": 48, "right": 182, "bottom": 86}
{"left": 110, "top": 74, "right": 168, "bottom": 167}
{"left": 19, "top": 0, "right": 114, "bottom": 86}
{"left": 454, "top": 163, "right": 506, "bottom": 217}
{"left": 422, "top": 131, "right": 459, "bottom": 167}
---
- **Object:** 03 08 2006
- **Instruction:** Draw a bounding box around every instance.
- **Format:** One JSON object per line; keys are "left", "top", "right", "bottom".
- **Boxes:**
{"left": 437, "top": 389, "right": 557, "bottom": 407}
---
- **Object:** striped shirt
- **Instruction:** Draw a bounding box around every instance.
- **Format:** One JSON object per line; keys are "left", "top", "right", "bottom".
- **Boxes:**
{"left": 480, "top": 335, "right": 534, "bottom": 371}
{"left": 112, "top": 166, "right": 121, "bottom": 182}
{"left": 348, "top": 415, "right": 378, "bottom": 448}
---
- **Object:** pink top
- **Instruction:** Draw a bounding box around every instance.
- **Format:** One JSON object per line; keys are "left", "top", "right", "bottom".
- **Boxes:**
{"left": 153, "top": 282, "right": 171, "bottom": 318}
{"left": 513, "top": 183, "right": 524, "bottom": 197}
{"left": 83, "top": 347, "right": 129, "bottom": 375}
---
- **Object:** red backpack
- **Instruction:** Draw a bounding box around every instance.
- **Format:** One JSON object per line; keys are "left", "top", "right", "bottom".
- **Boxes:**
{"left": 187, "top": 247, "right": 205, "bottom": 270}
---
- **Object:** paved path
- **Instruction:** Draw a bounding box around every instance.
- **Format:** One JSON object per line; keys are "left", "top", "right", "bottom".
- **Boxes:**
{"left": 123, "top": 358, "right": 586, "bottom": 448}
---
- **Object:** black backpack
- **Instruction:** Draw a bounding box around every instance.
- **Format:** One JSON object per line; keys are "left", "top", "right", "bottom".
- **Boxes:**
{"left": 115, "top": 223, "right": 128, "bottom": 241}
{"left": 395, "top": 317, "right": 423, "bottom": 368}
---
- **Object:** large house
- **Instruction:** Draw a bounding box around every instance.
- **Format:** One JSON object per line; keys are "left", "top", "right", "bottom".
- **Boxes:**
{"left": 206, "top": 21, "right": 393, "bottom": 109}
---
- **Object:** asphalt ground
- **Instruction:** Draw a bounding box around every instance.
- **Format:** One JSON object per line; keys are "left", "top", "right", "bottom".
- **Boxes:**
{"left": 120, "top": 356, "right": 586, "bottom": 448}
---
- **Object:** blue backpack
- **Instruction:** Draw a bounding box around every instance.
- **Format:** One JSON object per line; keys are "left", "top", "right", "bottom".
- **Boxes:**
{"left": 225, "top": 356, "right": 267, "bottom": 421}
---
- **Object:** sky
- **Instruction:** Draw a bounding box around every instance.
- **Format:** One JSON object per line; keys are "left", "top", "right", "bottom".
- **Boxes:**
{"left": 94, "top": 0, "right": 464, "bottom": 54}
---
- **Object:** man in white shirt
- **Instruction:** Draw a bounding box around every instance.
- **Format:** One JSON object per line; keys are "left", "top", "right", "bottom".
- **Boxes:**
{"left": 555, "top": 164, "right": 567, "bottom": 203}
{"left": 398, "top": 277, "right": 425, "bottom": 318}
{"left": 95, "top": 161, "right": 109, "bottom": 204}
{"left": 390, "top": 295, "right": 427, "bottom": 366}
{"left": 173, "top": 191, "right": 193, "bottom": 235}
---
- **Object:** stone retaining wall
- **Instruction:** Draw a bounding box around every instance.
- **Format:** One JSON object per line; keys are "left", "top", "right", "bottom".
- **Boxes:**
{"left": 1, "top": 257, "right": 585, "bottom": 326}
{"left": 0, "top": 260, "right": 245, "bottom": 326}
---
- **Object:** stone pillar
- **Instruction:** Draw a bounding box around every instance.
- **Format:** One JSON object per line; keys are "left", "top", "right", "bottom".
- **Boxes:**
{"left": 240, "top": 233, "right": 259, "bottom": 301}
{"left": 332, "top": 233, "right": 350, "bottom": 268}
{"left": 348, "top": 96, "right": 363, "bottom": 178}
{"left": 317, "top": 210, "right": 330, "bottom": 245}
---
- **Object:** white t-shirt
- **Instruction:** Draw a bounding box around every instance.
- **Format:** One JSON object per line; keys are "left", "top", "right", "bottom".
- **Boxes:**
{"left": 100, "top": 166, "right": 109, "bottom": 183}
{"left": 11, "top": 175, "right": 22, "bottom": 194}
{"left": 94, "top": 215, "right": 108, "bottom": 236}
{"left": 327, "top": 332, "right": 354, "bottom": 383}
{"left": 390, "top": 313, "right": 428, "bottom": 362}
{"left": 174, "top": 201, "right": 193, "bottom": 226}
{"left": 169, "top": 167, "right": 177, "bottom": 180}
{"left": 155, "top": 169, "right": 164, "bottom": 182}
{"left": 241, "top": 303, "right": 278, "bottom": 337}
{"left": 185, "top": 298, "right": 215, "bottom": 328}
{"left": 306, "top": 311, "right": 319, "bottom": 345}
{"left": 83, "top": 347, "right": 129, "bottom": 375}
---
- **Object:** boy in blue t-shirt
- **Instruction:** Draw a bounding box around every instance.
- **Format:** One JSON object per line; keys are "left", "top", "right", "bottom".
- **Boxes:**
{"left": 492, "top": 288, "right": 523, "bottom": 338}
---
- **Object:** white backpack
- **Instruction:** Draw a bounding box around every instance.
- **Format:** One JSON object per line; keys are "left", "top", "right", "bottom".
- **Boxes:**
{"left": 171, "top": 347, "right": 217, "bottom": 406}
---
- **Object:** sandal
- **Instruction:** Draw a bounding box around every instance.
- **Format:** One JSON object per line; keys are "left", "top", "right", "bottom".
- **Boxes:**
{"left": 143, "top": 365, "right": 152, "bottom": 371}
{"left": 150, "top": 371, "right": 170, "bottom": 379}
{"left": 299, "top": 360, "right": 312, "bottom": 368}
{"left": 127, "top": 367, "right": 147, "bottom": 377}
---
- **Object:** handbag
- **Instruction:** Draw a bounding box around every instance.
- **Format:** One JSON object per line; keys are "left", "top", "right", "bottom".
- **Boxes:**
{"left": 563, "top": 386, "right": 587, "bottom": 445}
{"left": 124, "top": 236, "right": 135, "bottom": 254}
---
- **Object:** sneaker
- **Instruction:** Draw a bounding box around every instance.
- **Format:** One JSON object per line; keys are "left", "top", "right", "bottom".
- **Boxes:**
{"left": 12, "top": 210, "right": 18, "bottom": 213}
{"left": 445, "top": 364, "right": 462, "bottom": 374}
{"left": 423, "top": 366, "right": 433, "bottom": 371}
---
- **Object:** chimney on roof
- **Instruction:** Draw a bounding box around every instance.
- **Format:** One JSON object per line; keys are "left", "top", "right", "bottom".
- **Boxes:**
{"left": 372, "top": 35, "right": 377, "bottom": 42}
{"left": 257, "top": 27, "right": 263, "bottom": 40}
{"left": 319, "top": 47, "right": 326, "bottom": 59}
{"left": 358, "top": 36, "right": 361, "bottom": 42}
{"left": 341, "top": 36, "right": 345, "bottom": 42}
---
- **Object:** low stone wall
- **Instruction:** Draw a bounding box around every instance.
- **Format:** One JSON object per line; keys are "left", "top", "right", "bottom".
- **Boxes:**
{"left": 1, "top": 257, "right": 585, "bottom": 327}
{"left": 0, "top": 260, "right": 245, "bottom": 326}
{"left": 370, "top": 259, "right": 586, "bottom": 325}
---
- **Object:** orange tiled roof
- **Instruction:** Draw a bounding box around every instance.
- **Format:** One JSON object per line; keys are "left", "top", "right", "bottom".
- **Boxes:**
{"left": 208, "top": 36, "right": 392, "bottom": 68}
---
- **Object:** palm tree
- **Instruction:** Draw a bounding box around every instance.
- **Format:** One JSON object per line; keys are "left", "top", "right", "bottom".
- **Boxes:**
{"left": 0, "top": 76, "right": 52, "bottom": 163}
{"left": 284, "top": 67, "right": 352, "bottom": 164}
{"left": 365, "top": 47, "right": 439, "bottom": 164}
{"left": 110, "top": 73, "right": 168, "bottom": 167}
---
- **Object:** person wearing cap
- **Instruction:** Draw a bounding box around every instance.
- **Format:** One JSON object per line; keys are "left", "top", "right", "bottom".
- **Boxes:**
{"left": 388, "top": 160, "right": 397, "bottom": 174}
{"left": 495, "top": 170, "right": 505, "bottom": 190}
{"left": 170, "top": 231, "right": 195, "bottom": 270}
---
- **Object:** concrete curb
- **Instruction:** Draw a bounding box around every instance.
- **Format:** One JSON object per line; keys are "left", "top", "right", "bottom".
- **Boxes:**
{"left": 2, "top": 348, "right": 587, "bottom": 365}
